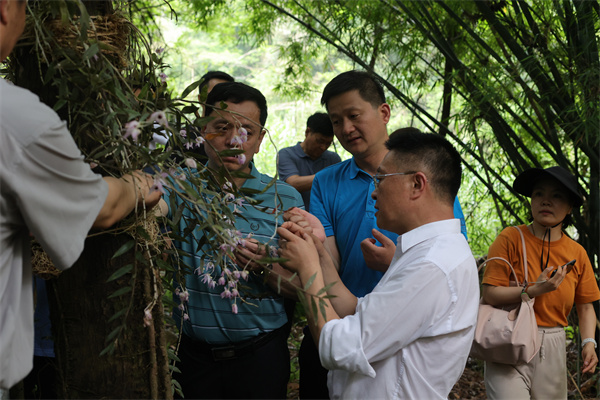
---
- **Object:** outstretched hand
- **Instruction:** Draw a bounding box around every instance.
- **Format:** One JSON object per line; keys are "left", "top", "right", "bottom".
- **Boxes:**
{"left": 234, "top": 238, "right": 268, "bottom": 272}
{"left": 360, "top": 229, "right": 395, "bottom": 272}
{"left": 284, "top": 207, "right": 326, "bottom": 242}
{"left": 277, "top": 221, "right": 320, "bottom": 275}
{"left": 130, "top": 170, "right": 162, "bottom": 209}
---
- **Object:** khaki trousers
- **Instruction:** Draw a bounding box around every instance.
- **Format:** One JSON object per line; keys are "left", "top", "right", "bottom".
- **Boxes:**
{"left": 485, "top": 326, "right": 567, "bottom": 400}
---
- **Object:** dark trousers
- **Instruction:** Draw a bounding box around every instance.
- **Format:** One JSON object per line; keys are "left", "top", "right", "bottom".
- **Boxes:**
{"left": 174, "top": 328, "right": 290, "bottom": 399}
{"left": 22, "top": 356, "right": 57, "bottom": 400}
{"left": 299, "top": 327, "right": 330, "bottom": 399}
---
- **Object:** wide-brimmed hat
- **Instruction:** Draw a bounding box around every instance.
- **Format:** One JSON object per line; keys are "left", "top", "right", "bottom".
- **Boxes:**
{"left": 513, "top": 166, "right": 583, "bottom": 207}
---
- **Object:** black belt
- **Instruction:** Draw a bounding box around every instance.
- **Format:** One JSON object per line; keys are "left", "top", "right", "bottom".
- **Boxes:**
{"left": 183, "top": 327, "right": 282, "bottom": 362}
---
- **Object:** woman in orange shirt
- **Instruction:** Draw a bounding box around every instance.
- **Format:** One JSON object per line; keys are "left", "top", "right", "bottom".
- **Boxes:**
{"left": 482, "top": 166, "right": 599, "bottom": 399}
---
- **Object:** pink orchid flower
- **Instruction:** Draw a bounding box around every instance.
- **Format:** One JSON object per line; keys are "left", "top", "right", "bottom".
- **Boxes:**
{"left": 123, "top": 120, "right": 141, "bottom": 141}
{"left": 143, "top": 309, "right": 153, "bottom": 327}
{"left": 150, "top": 111, "right": 169, "bottom": 128}
{"left": 184, "top": 158, "right": 197, "bottom": 169}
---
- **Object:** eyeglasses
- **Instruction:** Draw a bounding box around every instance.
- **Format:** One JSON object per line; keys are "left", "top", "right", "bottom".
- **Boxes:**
{"left": 372, "top": 171, "right": 417, "bottom": 188}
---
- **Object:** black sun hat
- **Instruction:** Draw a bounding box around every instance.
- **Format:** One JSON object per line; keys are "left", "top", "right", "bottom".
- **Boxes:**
{"left": 513, "top": 166, "right": 583, "bottom": 207}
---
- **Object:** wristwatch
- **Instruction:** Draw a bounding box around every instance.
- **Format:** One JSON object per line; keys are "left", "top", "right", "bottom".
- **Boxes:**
{"left": 582, "top": 338, "right": 597, "bottom": 349}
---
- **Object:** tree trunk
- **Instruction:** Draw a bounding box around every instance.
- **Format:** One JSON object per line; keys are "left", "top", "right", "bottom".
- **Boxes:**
{"left": 47, "top": 233, "right": 171, "bottom": 399}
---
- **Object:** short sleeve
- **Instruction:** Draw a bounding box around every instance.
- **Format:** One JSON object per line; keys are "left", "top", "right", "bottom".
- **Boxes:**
{"left": 574, "top": 248, "right": 600, "bottom": 304}
{"left": 8, "top": 124, "right": 107, "bottom": 270}
{"left": 276, "top": 147, "right": 299, "bottom": 182}
{"left": 310, "top": 171, "right": 334, "bottom": 237}
{"left": 481, "top": 228, "right": 519, "bottom": 287}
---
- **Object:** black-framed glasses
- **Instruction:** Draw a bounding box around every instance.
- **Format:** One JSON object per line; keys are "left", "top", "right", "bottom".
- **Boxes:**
{"left": 372, "top": 171, "right": 417, "bottom": 188}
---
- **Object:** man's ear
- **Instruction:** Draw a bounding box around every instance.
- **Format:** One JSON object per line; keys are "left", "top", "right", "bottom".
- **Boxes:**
{"left": 254, "top": 129, "right": 266, "bottom": 154}
{"left": 410, "top": 172, "right": 428, "bottom": 199}
{"left": 378, "top": 103, "right": 391, "bottom": 125}
{"left": 0, "top": 0, "right": 9, "bottom": 25}
{"left": 305, "top": 127, "right": 311, "bottom": 138}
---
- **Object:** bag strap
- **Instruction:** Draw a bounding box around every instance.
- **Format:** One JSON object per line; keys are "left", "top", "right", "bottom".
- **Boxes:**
{"left": 513, "top": 226, "right": 528, "bottom": 287}
{"left": 478, "top": 225, "right": 529, "bottom": 288}
{"left": 478, "top": 256, "right": 520, "bottom": 285}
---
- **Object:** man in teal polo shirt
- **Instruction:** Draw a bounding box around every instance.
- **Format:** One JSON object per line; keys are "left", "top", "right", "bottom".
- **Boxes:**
{"left": 160, "top": 82, "right": 303, "bottom": 399}
{"left": 298, "top": 70, "right": 468, "bottom": 399}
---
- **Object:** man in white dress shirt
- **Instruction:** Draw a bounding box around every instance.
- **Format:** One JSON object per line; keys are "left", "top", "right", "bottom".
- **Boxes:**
{"left": 278, "top": 128, "right": 480, "bottom": 399}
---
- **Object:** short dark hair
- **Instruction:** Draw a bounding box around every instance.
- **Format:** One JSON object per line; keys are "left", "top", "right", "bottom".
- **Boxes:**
{"left": 204, "top": 82, "right": 268, "bottom": 126}
{"left": 321, "top": 70, "right": 386, "bottom": 110}
{"left": 306, "top": 112, "right": 334, "bottom": 137}
{"left": 386, "top": 128, "right": 462, "bottom": 205}
{"left": 199, "top": 71, "right": 235, "bottom": 94}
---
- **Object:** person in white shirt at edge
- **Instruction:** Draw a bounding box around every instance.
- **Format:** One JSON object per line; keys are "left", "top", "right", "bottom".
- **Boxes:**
{"left": 278, "top": 128, "right": 480, "bottom": 399}
{"left": 0, "top": 0, "right": 161, "bottom": 391}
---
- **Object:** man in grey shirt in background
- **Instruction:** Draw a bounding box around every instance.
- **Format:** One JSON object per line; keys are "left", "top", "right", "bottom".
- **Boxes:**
{"left": 277, "top": 112, "right": 341, "bottom": 211}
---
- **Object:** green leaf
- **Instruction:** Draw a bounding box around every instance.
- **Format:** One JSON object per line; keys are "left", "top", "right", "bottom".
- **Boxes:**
{"left": 135, "top": 226, "right": 151, "bottom": 241}
{"left": 181, "top": 105, "right": 200, "bottom": 114}
{"left": 76, "top": 1, "right": 90, "bottom": 41}
{"left": 111, "top": 240, "right": 135, "bottom": 259}
{"left": 303, "top": 272, "right": 317, "bottom": 291}
{"left": 107, "top": 308, "right": 127, "bottom": 323}
{"left": 105, "top": 326, "right": 122, "bottom": 343}
{"left": 310, "top": 297, "right": 318, "bottom": 319}
{"left": 193, "top": 116, "right": 215, "bottom": 127}
{"left": 318, "top": 298, "right": 328, "bottom": 321}
{"left": 106, "top": 264, "right": 133, "bottom": 282}
{"left": 167, "top": 347, "right": 181, "bottom": 362}
{"left": 218, "top": 149, "right": 244, "bottom": 157}
{"left": 316, "top": 281, "right": 336, "bottom": 296}
{"left": 53, "top": 99, "right": 67, "bottom": 112}
{"left": 107, "top": 286, "right": 132, "bottom": 299}
{"left": 99, "top": 342, "right": 115, "bottom": 357}
{"left": 135, "top": 250, "right": 149, "bottom": 264}
{"left": 83, "top": 43, "right": 99, "bottom": 61}
{"left": 181, "top": 80, "right": 202, "bottom": 99}
{"left": 296, "top": 288, "right": 308, "bottom": 311}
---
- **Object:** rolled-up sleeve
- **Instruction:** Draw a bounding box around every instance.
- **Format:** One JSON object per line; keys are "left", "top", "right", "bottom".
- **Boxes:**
{"left": 320, "top": 313, "right": 376, "bottom": 377}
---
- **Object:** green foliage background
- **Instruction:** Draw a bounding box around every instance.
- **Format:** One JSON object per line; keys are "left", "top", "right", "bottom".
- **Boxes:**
{"left": 4, "top": 0, "right": 598, "bottom": 396}
{"left": 139, "top": 0, "right": 599, "bottom": 263}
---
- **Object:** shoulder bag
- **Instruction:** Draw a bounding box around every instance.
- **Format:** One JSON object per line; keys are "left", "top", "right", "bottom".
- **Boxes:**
{"left": 470, "top": 226, "right": 540, "bottom": 365}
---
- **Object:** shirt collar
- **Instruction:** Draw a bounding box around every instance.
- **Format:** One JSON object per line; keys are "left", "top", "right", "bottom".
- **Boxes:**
{"left": 198, "top": 161, "right": 259, "bottom": 191}
{"left": 294, "top": 142, "right": 311, "bottom": 159}
{"left": 397, "top": 219, "right": 461, "bottom": 254}
{"left": 349, "top": 157, "right": 369, "bottom": 180}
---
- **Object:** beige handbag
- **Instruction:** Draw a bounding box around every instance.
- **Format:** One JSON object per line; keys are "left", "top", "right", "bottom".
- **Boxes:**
{"left": 470, "top": 226, "right": 540, "bottom": 365}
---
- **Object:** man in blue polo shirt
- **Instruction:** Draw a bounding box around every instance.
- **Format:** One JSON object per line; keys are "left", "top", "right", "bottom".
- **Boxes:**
{"left": 159, "top": 82, "right": 303, "bottom": 399}
{"left": 277, "top": 112, "right": 341, "bottom": 211}
{"left": 298, "top": 70, "right": 468, "bottom": 399}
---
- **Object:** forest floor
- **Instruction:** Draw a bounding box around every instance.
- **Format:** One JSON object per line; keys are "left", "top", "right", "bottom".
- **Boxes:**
{"left": 286, "top": 322, "right": 598, "bottom": 400}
